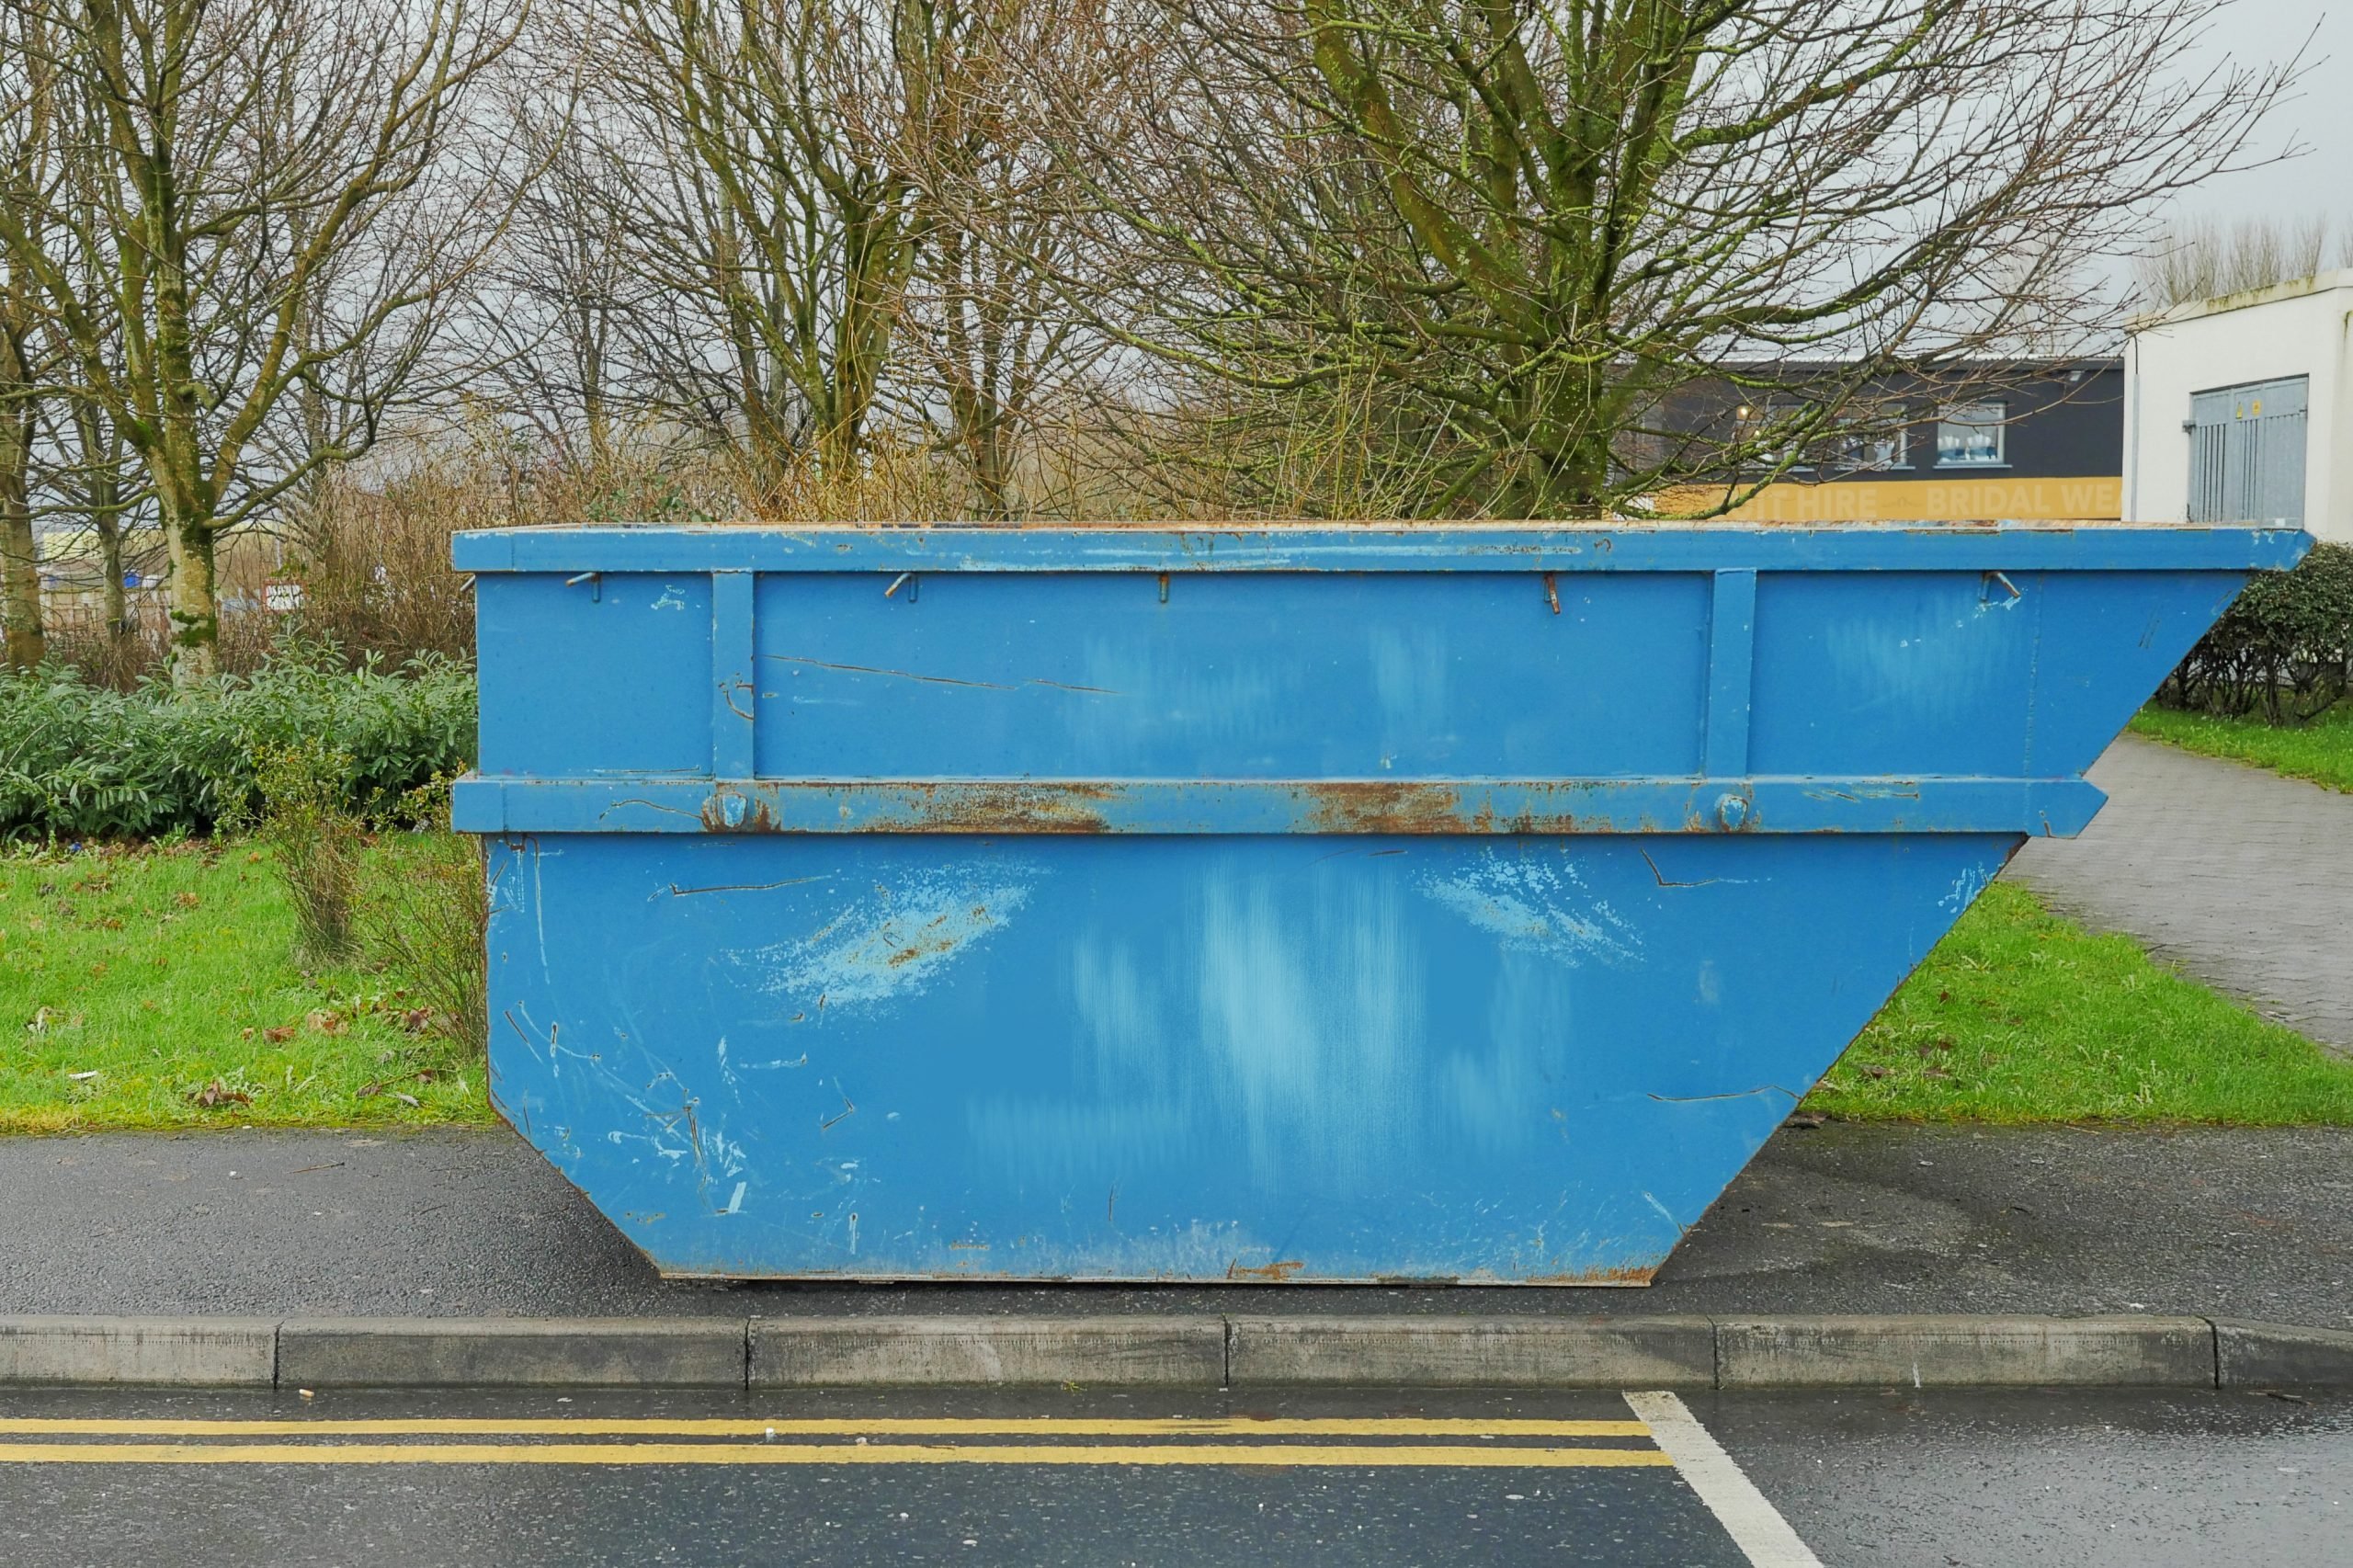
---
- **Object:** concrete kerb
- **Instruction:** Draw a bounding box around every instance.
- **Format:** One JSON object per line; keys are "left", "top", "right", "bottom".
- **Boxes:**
{"left": 0, "top": 1314, "right": 2349, "bottom": 1390}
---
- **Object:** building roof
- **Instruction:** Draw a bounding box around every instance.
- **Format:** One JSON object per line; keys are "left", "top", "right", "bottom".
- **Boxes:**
{"left": 2131, "top": 267, "right": 2353, "bottom": 333}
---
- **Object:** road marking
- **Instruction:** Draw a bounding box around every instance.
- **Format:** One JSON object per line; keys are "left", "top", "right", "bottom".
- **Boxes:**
{"left": 0, "top": 1440, "right": 1677, "bottom": 1469}
{"left": 0, "top": 1416, "right": 1649, "bottom": 1439}
{"left": 1622, "top": 1392, "right": 1824, "bottom": 1568}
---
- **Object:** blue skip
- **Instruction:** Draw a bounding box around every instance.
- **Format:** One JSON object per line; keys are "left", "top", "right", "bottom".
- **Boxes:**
{"left": 452, "top": 523, "right": 2306, "bottom": 1283}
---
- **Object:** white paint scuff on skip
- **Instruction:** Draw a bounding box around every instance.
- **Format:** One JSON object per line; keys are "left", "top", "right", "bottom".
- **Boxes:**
{"left": 1419, "top": 848, "right": 1641, "bottom": 967}
{"left": 752, "top": 869, "right": 1034, "bottom": 1008}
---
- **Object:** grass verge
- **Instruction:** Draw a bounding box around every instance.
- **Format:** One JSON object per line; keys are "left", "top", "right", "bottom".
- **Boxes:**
{"left": 1809, "top": 882, "right": 2353, "bottom": 1123}
{"left": 2129, "top": 702, "right": 2353, "bottom": 793}
{"left": 0, "top": 839, "right": 494, "bottom": 1132}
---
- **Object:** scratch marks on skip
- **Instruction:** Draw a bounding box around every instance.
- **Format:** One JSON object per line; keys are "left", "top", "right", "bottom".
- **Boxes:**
{"left": 1419, "top": 849, "right": 1641, "bottom": 968}
{"left": 1940, "top": 860, "right": 1995, "bottom": 913}
{"left": 664, "top": 875, "right": 831, "bottom": 899}
{"left": 820, "top": 1080, "right": 858, "bottom": 1131}
{"left": 766, "top": 653, "right": 1119, "bottom": 696}
{"left": 1645, "top": 1085, "right": 1801, "bottom": 1105}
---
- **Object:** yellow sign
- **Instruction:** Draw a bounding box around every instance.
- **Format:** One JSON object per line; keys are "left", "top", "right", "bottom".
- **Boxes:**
{"left": 1654, "top": 476, "right": 2121, "bottom": 523}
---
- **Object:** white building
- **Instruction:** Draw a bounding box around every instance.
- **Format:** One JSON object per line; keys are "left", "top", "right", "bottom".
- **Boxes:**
{"left": 2122, "top": 268, "right": 2353, "bottom": 541}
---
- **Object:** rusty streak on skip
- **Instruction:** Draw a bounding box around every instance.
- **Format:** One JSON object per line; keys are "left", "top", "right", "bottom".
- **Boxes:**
{"left": 1227, "top": 1259, "right": 1308, "bottom": 1282}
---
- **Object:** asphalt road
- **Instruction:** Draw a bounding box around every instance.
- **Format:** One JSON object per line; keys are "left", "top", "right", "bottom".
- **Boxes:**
{"left": 0, "top": 1384, "right": 2340, "bottom": 1567}
{"left": 2, "top": 1122, "right": 2347, "bottom": 1322}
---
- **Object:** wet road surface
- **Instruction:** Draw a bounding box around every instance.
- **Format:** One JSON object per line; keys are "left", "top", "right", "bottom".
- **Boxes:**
{"left": 0, "top": 1384, "right": 2342, "bottom": 1566}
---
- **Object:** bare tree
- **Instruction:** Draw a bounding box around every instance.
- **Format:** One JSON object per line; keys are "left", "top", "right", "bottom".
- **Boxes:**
{"left": 0, "top": 3, "right": 66, "bottom": 668}
{"left": 583, "top": 0, "right": 937, "bottom": 493}
{"left": 2137, "top": 212, "right": 2347, "bottom": 309}
{"left": 897, "top": 0, "right": 1123, "bottom": 515}
{"left": 53, "top": 392, "right": 144, "bottom": 637}
{"left": 457, "top": 47, "right": 651, "bottom": 475}
{"left": 1075, "top": 0, "right": 2302, "bottom": 517}
{"left": 0, "top": 0, "right": 522, "bottom": 680}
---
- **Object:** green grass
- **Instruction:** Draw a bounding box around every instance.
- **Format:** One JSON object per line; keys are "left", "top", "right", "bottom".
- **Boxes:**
{"left": 1808, "top": 882, "right": 2353, "bottom": 1124}
{"left": 0, "top": 839, "right": 494, "bottom": 1132}
{"left": 2129, "top": 702, "right": 2353, "bottom": 793}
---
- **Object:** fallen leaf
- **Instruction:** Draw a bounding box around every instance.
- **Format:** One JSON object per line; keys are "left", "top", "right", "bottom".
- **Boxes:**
{"left": 188, "top": 1079, "right": 252, "bottom": 1108}
{"left": 399, "top": 1008, "right": 433, "bottom": 1034}
{"left": 390, "top": 1092, "right": 421, "bottom": 1108}
{"left": 174, "top": 892, "right": 200, "bottom": 909}
{"left": 306, "top": 1009, "right": 345, "bottom": 1035}
{"left": 263, "top": 1026, "right": 296, "bottom": 1044}
{"left": 241, "top": 1028, "right": 255, "bottom": 1040}
{"left": 1860, "top": 1064, "right": 1892, "bottom": 1080}
{"left": 356, "top": 1083, "right": 382, "bottom": 1098}
{"left": 414, "top": 1069, "right": 437, "bottom": 1084}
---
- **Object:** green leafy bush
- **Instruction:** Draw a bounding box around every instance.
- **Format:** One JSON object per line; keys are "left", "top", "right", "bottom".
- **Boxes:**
{"left": 0, "top": 639, "right": 475, "bottom": 840}
{"left": 2161, "top": 541, "right": 2353, "bottom": 721}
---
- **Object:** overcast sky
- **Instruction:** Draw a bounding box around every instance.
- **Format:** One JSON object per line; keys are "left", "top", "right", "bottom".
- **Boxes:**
{"left": 2172, "top": 0, "right": 2351, "bottom": 227}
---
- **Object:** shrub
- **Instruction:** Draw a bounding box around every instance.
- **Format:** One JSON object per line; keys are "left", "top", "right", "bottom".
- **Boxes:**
{"left": 0, "top": 638, "right": 475, "bottom": 840}
{"left": 363, "top": 781, "right": 489, "bottom": 1052}
{"left": 251, "top": 739, "right": 364, "bottom": 965}
{"left": 2160, "top": 542, "right": 2353, "bottom": 722}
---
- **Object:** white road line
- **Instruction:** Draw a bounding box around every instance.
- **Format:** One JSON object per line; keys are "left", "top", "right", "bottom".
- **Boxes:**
{"left": 1621, "top": 1392, "right": 1825, "bottom": 1568}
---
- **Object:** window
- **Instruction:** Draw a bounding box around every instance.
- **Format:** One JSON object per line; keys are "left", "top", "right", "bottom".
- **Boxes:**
{"left": 1936, "top": 402, "right": 2006, "bottom": 466}
{"left": 1834, "top": 410, "right": 1907, "bottom": 472}
{"left": 1745, "top": 397, "right": 1813, "bottom": 469}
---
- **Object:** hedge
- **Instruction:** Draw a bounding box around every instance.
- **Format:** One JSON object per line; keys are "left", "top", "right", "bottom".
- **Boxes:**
{"left": 2160, "top": 540, "right": 2353, "bottom": 722}
{"left": 0, "top": 642, "right": 476, "bottom": 840}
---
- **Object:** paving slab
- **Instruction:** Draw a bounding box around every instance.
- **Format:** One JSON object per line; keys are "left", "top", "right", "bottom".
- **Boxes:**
{"left": 2008, "top": 733, "right": 2353, "bottom": 1053}
{"left": 0, "top": 1122, "right": 2346, "bottom": 1326}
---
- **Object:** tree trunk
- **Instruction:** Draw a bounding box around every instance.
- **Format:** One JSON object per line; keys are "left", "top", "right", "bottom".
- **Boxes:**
{"left": 0, "top": 441, "right": 39, "bottom": 672}
{"left": 0, "top": 333, "right": 40, "bottom": 670}
{"left": 162, "top": 505, "right": 220, "bottom": 685}
{"left": 97, "top": 522, "right": 129, "bottom": 636}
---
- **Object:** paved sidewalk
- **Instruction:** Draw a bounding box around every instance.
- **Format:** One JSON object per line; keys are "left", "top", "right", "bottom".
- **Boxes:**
{"left": 2008, "top": 734, "right": 2353, "bottom": 1053}
{"left": 2, "top": 1123, "right": 2346, "bottom": 1325}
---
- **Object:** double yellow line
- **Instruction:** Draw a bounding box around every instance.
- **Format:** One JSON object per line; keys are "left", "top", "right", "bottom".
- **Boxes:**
{"left": 0, "top": 1415, "right": 1673, "bottom": 1469}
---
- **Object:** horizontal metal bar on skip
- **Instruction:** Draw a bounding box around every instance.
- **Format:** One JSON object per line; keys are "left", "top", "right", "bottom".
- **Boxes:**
{"left": 450, "top": 523, "right": 2308, "bottom": 576}
{"left": 451, "top": 776, "right": 2107, "bottom": 837}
